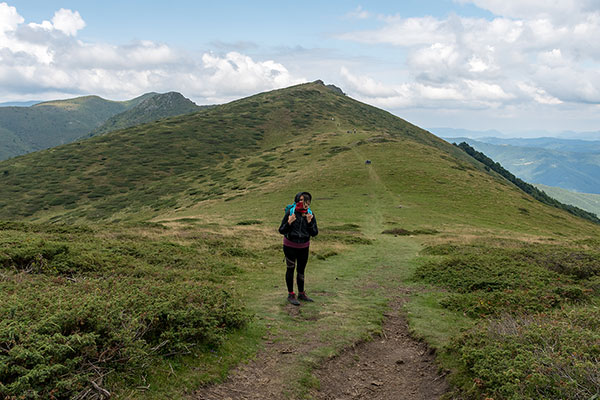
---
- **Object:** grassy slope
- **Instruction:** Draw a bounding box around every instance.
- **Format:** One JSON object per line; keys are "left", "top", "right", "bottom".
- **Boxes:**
{"left": 1, "top": 81, "right": 599, "bottom": 398}
{"left": 0, "top": 93, "right": 155, "bottom": 160}
{"left": 536, "top": 183, "right": 600, "bottom": 217}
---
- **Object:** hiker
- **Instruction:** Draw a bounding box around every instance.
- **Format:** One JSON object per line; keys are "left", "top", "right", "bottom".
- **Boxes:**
{"left": 278, "top": 192, "right": 318, "bottom": 306}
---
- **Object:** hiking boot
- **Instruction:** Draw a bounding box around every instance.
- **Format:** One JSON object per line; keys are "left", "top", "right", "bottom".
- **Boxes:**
{"left": 298, "top": 292, "right": 314, "bottom": 302}
{"left": 287, "top": 293, "right": 300, "bottom": 306}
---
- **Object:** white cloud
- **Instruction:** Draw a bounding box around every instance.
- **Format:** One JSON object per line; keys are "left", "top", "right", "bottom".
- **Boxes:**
{"left": 0, "top": 3, "right": 305, "bottom": 104}
{"left": 344, "top": 6, "right": 370, "bottom": 20}
{"left": 337, "top": 4, "right": 600, "bottom": 113}
{"left": 50, "top": 8, "right": 85, "bottom": 36}
{"left": 200, "top": 52, "right": 305, "bottom": 100}
{"left": 0, "top": 2, "right": 22, "bottom": 33}
{"left": 339, "top": 66, "right": 518, "bottom": 110}
{"left": 455, "top": 0, "right": 599, "bottom": 21}
{"left": 27, "top": 8, "right": 85, "bottom": 36}
{"left": 517, "top": 82, "right": 562, "bottom": 104}
{"left": 338, "top": 16, "right": 449, "bottom": 46}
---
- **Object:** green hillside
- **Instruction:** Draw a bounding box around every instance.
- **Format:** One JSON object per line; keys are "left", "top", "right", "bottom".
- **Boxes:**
{"left": 536, "top": 184, "right": 600, "bottom": 217}
{"left": 89, "top": 92, "right": 204, "bottom": 136}
{"left": 1, "top": 81, "right": 599, "bottom": 399}
{"left": 0, "top": 93, "right": 155, "bottom": 160}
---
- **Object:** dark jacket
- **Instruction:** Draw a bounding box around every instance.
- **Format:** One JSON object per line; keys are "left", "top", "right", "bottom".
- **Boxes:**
{"left": 279, "top": 209, "right": 318, "bottom": 244}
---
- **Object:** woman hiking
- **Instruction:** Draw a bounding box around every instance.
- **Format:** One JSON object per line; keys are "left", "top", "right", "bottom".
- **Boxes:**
{"left": 278, "top": 192, "right": 318, "bottom": 306}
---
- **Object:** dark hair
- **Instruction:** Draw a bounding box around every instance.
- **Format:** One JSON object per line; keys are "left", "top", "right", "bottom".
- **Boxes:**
{"left": 295, "top": 192, "right": 312, "bottom": 203}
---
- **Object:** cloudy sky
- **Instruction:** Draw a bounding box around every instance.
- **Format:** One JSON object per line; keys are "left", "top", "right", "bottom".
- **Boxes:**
{"left": 1, "top": 1, "right": 600, "bottom": 135}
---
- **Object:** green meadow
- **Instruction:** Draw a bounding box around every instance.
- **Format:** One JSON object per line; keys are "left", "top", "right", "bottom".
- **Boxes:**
{"left": 0, "top": 82, "right": 598, "bottom": 399}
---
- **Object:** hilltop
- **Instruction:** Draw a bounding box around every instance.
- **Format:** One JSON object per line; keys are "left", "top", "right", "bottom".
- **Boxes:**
{"left": 0, "top": 93, "right": 153, "bottom": 160}
{"left": 89, "top": 92, "right": 205, "bottom": 136}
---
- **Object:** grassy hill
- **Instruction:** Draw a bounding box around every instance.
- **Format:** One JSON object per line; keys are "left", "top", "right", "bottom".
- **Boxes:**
{"left": 0, "top": 93, "right": 155, "bottom": 160}
{"left": 89, "top": 92, "right": 204, "bottom": 136}
{"left": 0, "top": 81, "right": 599, "bottom": 399}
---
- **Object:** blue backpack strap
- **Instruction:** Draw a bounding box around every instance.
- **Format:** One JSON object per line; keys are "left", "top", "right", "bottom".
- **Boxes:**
{"left": 286, "top": 203, "right": 312, "bottom": 216}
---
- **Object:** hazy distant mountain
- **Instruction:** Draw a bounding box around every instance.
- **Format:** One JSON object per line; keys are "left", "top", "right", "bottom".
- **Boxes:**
{"left": 0, "top": 101, "right": 41, "bottom": 107}
{"left": 429, "top": 127, "right": 504, "bottom": 139}
{"left": 447, "top": 137, "right": 600, "bottom": 194}
{"left": 474, "top": 137, "right": 600, "bottom": 153}
{"left": 90, "top": 92, "right": 204, "bottom": 136}
{"left": 430, "top": 127, "right": 600, "bottom": 141}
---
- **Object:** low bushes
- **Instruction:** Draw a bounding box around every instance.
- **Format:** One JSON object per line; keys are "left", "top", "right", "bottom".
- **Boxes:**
{"left": 0, "top": 221, "right": 249, "bottom": 399}
{"left": 415, "top": 240, "right": 600, "bottom": 399}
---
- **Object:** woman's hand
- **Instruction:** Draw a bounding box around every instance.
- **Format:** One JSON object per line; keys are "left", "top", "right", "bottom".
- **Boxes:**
{"left": 306, "top": 213, "right": 313, "bottom": 223}
{"left": 288, "top": 213, "right": 297, "bottom": 224}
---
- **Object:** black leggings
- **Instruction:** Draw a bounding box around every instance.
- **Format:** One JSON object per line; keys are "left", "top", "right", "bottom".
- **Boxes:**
{"left": 283, "top": 245, "right": 309, "bottom": 293}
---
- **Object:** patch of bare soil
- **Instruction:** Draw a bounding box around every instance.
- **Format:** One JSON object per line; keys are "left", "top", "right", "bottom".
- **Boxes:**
{"left": 309, "top": 297, "right": 448, "bottom": 400}
{"left": 193, "top": 296, "right": 448, "bottom": 400}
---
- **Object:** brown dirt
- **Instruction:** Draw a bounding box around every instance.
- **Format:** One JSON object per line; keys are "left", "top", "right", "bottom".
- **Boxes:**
{"left": 309, "top": 297, "right": 448, "bottom": 400}
{"left": 192, "top": 296, "right": 448, "bottom": 400}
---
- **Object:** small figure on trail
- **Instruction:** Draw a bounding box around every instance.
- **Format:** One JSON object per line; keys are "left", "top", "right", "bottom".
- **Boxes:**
{"left": 278, "top": 192, "right": 318, "bottom": 306}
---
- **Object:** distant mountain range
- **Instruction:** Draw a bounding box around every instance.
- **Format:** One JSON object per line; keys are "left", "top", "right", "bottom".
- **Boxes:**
{"left": 441, "top": 136, "right": 600, "bottom": 195}
{"left": 0, "top": 92, "right": 202, "bottom": 160}
{"left": 437, "top": 135, "right": 600, "bottom": 216}
{"left": 430, "top": 127, "right": 600, "bottom": 141}
{"left": 0, "top": 101, "right": 41, "bottom": 107}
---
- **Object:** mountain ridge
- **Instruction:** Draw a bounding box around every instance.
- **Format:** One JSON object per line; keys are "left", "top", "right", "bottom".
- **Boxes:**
{"left": 0, "top": 92, "right": 195, "bottom": 160}
{"left": 89, "top": 92, "right": 205, "bottom": 137}
{"left": 0, "top": 80, "right": 595, "bottom": 237}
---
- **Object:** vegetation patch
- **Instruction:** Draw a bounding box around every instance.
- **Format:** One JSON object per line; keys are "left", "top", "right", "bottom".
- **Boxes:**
{"left": 414, "top": 239, "right": 600, "bottom": 399}
{"left": 382, "top": 228, "right": 438, "bottom": 236}
{"left": 0, "top": 220, "right": 250, "bottom": 399}
{"left": 449, "top": 309, "right": 600, "bottom": 400}
{"left": 236, "top": 219, "right": 263, "bottom": 225}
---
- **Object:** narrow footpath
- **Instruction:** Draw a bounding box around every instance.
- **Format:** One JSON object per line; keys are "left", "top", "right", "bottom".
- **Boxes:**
{"left": 193, "top": 291, "right": 447, "bottom": 400}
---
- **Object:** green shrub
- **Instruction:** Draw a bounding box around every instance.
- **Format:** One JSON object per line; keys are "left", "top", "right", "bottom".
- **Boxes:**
{"left": 236, "top": 219, "right": 263, "bottom": 226}
{"left": 0, "top": 279, "right": 248, "bottom": 399}
{"left": 449, "top": 310, "right": 600, "bottom": 400}
{"left": 417, "top": 240, "right": 600, "bottom": 399}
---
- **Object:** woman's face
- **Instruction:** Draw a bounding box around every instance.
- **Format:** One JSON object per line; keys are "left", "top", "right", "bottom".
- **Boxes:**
{"left": 299, "top": 195, "right": 310, "bottom": 207}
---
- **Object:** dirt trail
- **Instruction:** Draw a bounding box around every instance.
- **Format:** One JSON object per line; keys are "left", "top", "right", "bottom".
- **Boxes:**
{"left": 309, "top": 297, "right": 448, "bottom": 400}
{"left": 193, "top": 295, "right": 448, "bottom": 400}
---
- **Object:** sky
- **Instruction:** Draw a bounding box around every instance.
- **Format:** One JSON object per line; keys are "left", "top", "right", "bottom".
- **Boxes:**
{"left": 1, "top": 1, "right": 600, "bottom": 136}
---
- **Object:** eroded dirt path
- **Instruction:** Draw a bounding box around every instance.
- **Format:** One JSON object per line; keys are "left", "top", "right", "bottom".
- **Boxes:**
{"left": 193, "top": 295, "right": 448, "bottom": 400}
{"left": 309, "top": 297, "right": 448, "bottom": 400}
